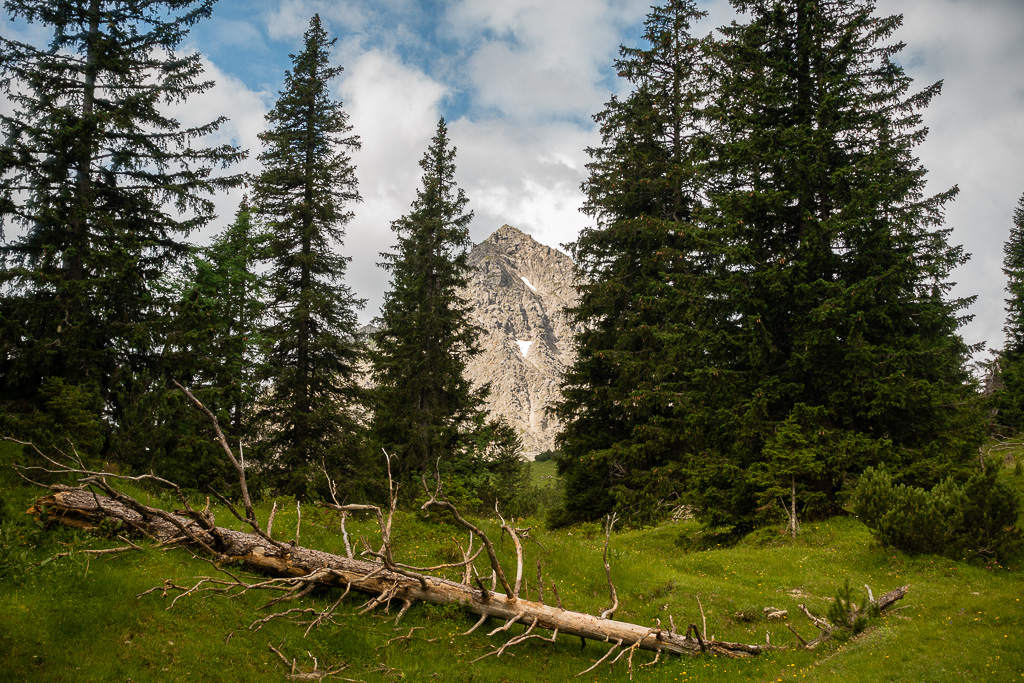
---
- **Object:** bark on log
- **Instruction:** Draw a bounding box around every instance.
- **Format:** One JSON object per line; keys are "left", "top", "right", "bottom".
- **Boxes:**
{"left": 32, "top": 488, "right": 769, "bottom": 658}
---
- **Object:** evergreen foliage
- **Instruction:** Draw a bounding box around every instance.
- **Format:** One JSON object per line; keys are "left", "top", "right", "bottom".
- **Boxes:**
{"left": 0, "top": 0, "right": 242, "bottom": 456}
{"left": 553, "top": 0, "right": 711, "bottom": 526}
{"left": 851, "top": 463, "right": 1022, "bottom": 562}
{"left": 825, "top": 580, "right": 876, "bottom": 637}
{"left": 991, "top": 193, "right": 1024, "bottom": 433}
{"left": 557, "top": 0, "right": 985, "bottom": 530}
{"left": 252, "top": 15, "right": 365, "bottom": 499}
{"left": 149, "top": 199, "right": 265, "bottom": 490}
{"left": 443, "top": 420, "right": 532, "bottom": 517}
{"left": 748, "top": 404, "right": 827, "bottom": 534}
{"left": 689, "top": 0, "right": 985, "bottom": 530}
{"left": 370, "top": 118, "right": 491, "bottom": 481}
{"left": 533, "top": 449, "right": 563, "bottom": 463}
{"left": 173, "top": 198, "right": 265, "bottom": 436}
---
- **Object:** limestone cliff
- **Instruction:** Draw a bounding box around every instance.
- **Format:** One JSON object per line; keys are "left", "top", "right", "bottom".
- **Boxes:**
{"left": 460, "top": 225, "right": 580, "bottom": 459}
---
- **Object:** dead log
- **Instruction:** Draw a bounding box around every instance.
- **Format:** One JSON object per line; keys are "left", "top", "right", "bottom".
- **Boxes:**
{"left": 13, "top": 384, "right": 910, "bottom": 672}
{"left": 32, "top": 487, "right": 770, "bottom": 659}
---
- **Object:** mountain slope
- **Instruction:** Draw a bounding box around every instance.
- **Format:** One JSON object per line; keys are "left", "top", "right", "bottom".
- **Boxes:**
{"left": 460, "top": 225, "right": 579, "bottom": 458}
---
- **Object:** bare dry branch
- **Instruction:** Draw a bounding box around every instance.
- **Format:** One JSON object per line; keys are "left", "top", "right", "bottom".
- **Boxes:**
{"left": 600, "top": 513, "right": 619, "bottom": 619}
{"left": 267, "top": 642, "right": 354, "bottom": 682}
{"left": 471, "top": 617, "right": 551, "bottom": 662}
{"left": 496, "top": 504, "right": 525, "bottom": 599}
{"left": 684, "top": 624, "right": 706, "bottom": 653}
{"left": 576, "top": 639, "right": 623, "bottom": 677}
{"left": 697, "top": 595, "right": 708, "bottom": 640}
{"left": 462, "top": 613, "right": 489, "bottom": 636}
{"left": 786, "top": 623, "right": 809, "bottom": 647}
{"left": 172, "top": 381, "right": 254, "bottom": 523}
{"left": 375, "top": 626, "right": 434, "bottom": 651}
{"left": 421, "top": 480, "right": 514, "bottom": 599}
{"left": 798, "top": 603, "right": 833, "bottom": 632}
{"left": 267, "top": 501, "right": 278, "bottom": 539}
{"left": 460, "top": 533, "right": 475, "bottom": 585}
{"left": 36, "top": 537, "right": 144, "bottom": 567}
{"left": 614, "top": 628, "right": 658, "bottom": 681}
{"left": 487, "top": 612, "right": 526, "bottom": 637}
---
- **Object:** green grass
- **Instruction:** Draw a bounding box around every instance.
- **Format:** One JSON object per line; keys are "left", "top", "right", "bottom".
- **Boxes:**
{"left": 2, "top": 444, "right": 1023, "bottom": 682}
{"left": 529, "top": 457, "right": 558, "bottom": 487}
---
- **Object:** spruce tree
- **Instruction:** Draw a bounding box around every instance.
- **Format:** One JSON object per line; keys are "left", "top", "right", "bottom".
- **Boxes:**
{"left": 172, "top": 198, "right": 265, "bottom": 436}
{"left": 252, "top": 15, "right": 365, "bottom": 498}
{"left": 686, "top": 0, "right": 985, "bottom": 529}
{"left": 132, "top": 199, "right": 266, "bottom": 491}
{"left": 0, "top": 0, "right": 241, "bottom": 452}
{"left": 559, "top": 0, "right": 985, "bottom": 530}
{"left": 553, "top": 0, "right": 712, "bottom": 524}
{"left": 370, "top": 118, "right": 488, "bottom": 480}
{"left": 992, "top": 193, "right": 1024, "bottom": 433}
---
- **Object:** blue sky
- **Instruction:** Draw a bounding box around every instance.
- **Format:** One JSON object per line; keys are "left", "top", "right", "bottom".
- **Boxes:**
{"left": 3, "top": 0, "right": 1024, "bottom": 361}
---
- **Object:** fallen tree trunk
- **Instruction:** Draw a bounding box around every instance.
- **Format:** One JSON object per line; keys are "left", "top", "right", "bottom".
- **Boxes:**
{"left": 34, "top": 487, "right": 769, "bottom": 658}
{"left": 16, "top": 383, "right": 909, "bottom": 675}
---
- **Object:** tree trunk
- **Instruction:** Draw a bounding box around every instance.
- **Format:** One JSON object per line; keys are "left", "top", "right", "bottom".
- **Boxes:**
{"left": 790, "top": 475, "right": 799, "bottom": 539}
{"left": 33, "top": 488, "right": 768, "bottom": 658}
{"left": 32, "top": 483, "right": 909, "bottom": 665}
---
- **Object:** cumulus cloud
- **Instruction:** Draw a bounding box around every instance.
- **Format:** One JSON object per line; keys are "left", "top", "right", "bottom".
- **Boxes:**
{"left": 448, "top": 0, "right": 649, "bottom": 121}
{"left": 449, "top": 117, "right": 594, "bottom": 249}
{"left": 335, "top": 49, "right": 448, "bottom": 319}
{"left": 262, "top": 0, "right": 370, "bottom": 41}
{"left": 878, "top": 0, "right": 1024, "bottom": 355}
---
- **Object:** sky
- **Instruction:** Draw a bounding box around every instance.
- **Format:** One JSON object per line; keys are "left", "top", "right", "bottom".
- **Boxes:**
{"left": 3, "top": 0, "right": 1024, "bottom": 363}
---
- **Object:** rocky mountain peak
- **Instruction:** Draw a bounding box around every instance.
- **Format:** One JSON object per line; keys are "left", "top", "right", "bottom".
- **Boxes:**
{"left": 460, "top": 225, "right": 580, "bottom": 459}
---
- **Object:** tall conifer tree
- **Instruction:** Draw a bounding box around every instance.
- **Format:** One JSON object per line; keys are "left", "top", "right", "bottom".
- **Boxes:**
{"left": 553, "top": 0, "right": 712, "bottom": 524}
{"left": 172, "top": 198, "right": 265, "bottom": 436}
{"left": 370, "top": 118, "right": 487, "bottom": 479}
{"left": 0, "top": 0, "right": 241, "bottom": 450}
{"left": 253, "top": 15, "right": 364, "bottom": 497}
{"left": 558, "top": 0, "right": 985, "bottom": 530}
{"left": 688, "top": 0, "right": 985, "bottom": 529}
{"left": 992, "top": 193, "right": 1024, "bottom": 432}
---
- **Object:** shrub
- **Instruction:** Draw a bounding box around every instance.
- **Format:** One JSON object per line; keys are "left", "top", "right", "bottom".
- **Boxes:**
{"left": 851, "top": 461, "right": 1023, "bottom": 561}
{"left": 0, "top": 379, "right": 106, "bottom": 464}
{"left": 826, "top": 580, "right": 878, "bottom": 638}
{"left": 533, "top": 449, "right": 563, "bottom": 463}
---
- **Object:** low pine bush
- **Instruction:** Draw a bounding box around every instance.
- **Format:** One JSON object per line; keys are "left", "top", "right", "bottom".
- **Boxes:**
{"left": 850, "top": 461, "right": 1022, "bottom": 562}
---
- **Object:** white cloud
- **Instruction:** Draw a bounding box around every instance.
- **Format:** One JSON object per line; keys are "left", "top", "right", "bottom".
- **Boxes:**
{"left": 449, "top": 116, "right": 594, "bottom": 251}
{"left": 465, "top": 41, "right": 607, "bottom": 121}
{"left": 336, "top": 49, "right": 448, "bottom": 319}
{"left": 879, "top": 0, "right": 1024, "bottom": 355}
{"left": 263, "top": 0, "right": 369, "bottom": 41}
{"left": 448, "top": 0, "right": 649, "bottom": 121}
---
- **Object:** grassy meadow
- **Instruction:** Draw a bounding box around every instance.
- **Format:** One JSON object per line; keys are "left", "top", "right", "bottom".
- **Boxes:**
{"left": 1, "top": 444, "right": 1022, "bottom": 682}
